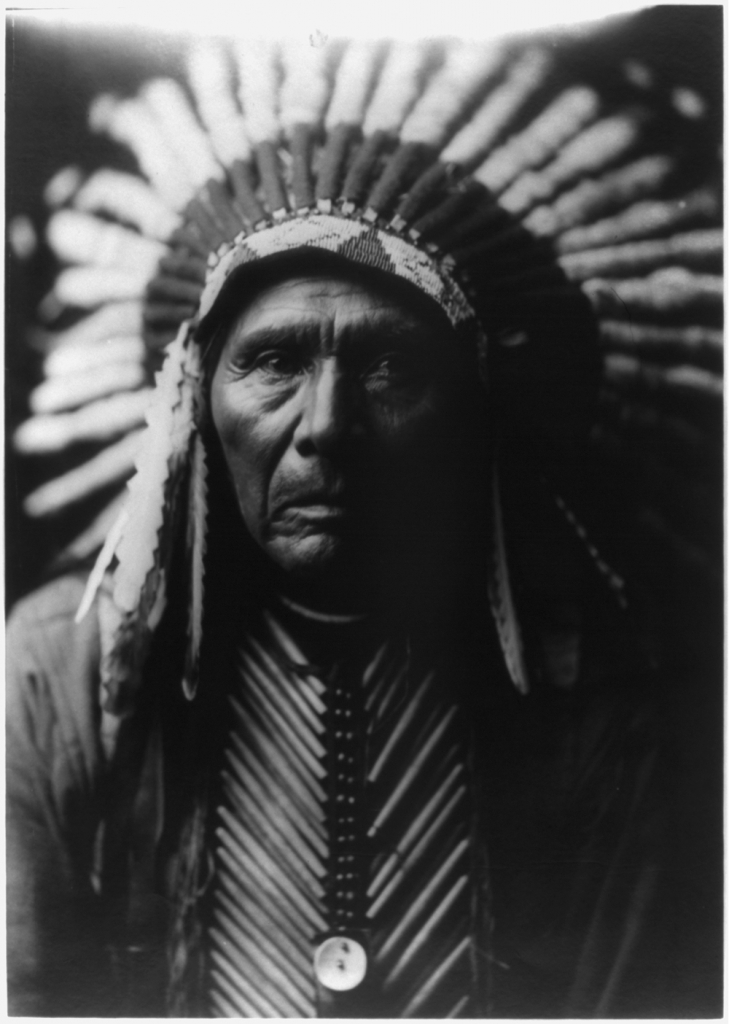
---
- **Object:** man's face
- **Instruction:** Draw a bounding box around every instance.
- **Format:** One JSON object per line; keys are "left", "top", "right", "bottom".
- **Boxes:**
{"left": 210, "top": 268, "right": 479, "bottom": 594}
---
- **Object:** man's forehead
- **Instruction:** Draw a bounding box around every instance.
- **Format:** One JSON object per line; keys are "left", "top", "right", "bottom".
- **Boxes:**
{"left": 229, "top": 271, "right": 450, "bottom": 340}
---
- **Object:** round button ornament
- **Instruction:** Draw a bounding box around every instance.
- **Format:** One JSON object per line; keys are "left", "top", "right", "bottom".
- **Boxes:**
{"left": 313, "top": 936, "right": 367, "bottom": 991}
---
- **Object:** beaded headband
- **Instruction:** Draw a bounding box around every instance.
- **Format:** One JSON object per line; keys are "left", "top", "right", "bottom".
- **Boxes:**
{"left": 199, "top": 214, "right": 479, "bottom": 335}
{"left": 15, "top": 32, "right": 721, "bottom": 726}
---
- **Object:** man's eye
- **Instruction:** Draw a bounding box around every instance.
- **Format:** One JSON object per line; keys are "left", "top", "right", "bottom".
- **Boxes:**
{"left": 364, "top": 353, "right": 417, "bottom": 387}
{"left": 253, "top": 350, "right": 305, "bottom": 377}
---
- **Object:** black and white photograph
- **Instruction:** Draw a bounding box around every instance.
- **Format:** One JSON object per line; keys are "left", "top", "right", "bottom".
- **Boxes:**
{"left": 5, "top": 4, "right": 723, "bottom": 1017}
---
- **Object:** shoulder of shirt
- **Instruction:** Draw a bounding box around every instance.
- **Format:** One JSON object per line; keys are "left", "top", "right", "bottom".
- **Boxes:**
{"left": 6, "top": 573, "right": 101, "bottom": 685}
{"left": 7, "top": 572, "right": 91, "bottom": 631}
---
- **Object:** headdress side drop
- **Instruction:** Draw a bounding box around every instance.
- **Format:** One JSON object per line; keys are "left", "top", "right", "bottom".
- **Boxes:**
{"left": 15, "top": 29, "right": 722, "bottom": 722}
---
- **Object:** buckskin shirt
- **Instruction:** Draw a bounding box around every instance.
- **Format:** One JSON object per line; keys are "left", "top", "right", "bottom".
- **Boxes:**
{"left": 8, "top": 547, "right": 675, "bottom": 1017}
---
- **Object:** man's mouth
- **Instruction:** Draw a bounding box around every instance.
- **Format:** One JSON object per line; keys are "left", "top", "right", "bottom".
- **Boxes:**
{"left": 287, "top": 504, "right": 347, "bottom": 519}
{"left": 277, "top": 489, "right": 346, "bottom": 511}
{"left": 274, "top": 493, "right": 349, "bottom": 523}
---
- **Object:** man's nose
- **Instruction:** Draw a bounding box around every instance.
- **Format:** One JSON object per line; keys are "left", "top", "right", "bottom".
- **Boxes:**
{"left": 293, "top": 360, "right": 354, "bottom": 455}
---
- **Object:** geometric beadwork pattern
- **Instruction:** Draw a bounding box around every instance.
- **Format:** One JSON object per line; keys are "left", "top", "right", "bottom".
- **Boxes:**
{"left": 208, "top": 609, "right": 481, "bottom": 1018}
{"left": 200, "top": 213, "right": 478, "bottom": 335}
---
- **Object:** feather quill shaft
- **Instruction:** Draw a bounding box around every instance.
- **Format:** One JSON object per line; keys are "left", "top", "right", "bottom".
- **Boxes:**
{"left": 75, "top": 507, "right": 130, "bottom": 623}
{"left": 488, "top": 465, "right": 529, "bottom": 695}
{"left": 182, "top": 431, "right": 208, "bottom": 700}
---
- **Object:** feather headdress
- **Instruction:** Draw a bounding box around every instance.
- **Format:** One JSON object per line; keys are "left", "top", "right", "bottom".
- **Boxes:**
{"left": 15, "top": 27, "right": 722, "bottom": 716}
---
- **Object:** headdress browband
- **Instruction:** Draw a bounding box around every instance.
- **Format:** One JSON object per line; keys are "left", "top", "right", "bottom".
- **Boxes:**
{"left": 199, "top": 213, "right": 479, "bottom": 333}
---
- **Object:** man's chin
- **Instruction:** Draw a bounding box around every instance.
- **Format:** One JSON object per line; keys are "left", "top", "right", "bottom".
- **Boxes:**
{"left": 264, "top": 532, "right": 349, "bottom": 578}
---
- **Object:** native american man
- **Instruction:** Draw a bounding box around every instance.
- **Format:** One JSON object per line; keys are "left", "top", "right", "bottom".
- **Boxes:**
{"left": 7, "top": 24, "right": 722, "bottom": 1017}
